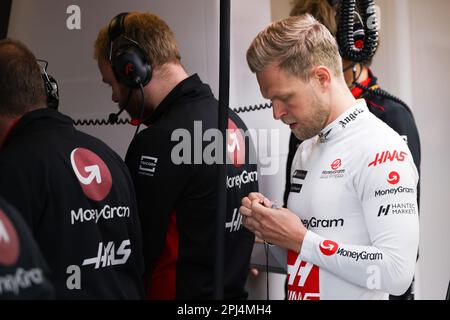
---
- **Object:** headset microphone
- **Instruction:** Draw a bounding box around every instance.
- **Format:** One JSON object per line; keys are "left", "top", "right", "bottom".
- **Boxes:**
{"left": 108, "top": 88, "right": 133, "bottom": 124}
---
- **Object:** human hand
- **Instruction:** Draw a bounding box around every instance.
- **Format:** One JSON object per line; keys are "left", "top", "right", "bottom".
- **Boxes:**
{"left": 240, "top": 197, "right": 307, "bottom": 253}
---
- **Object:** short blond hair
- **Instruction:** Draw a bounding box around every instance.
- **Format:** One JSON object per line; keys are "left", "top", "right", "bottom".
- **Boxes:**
{"left": 94, "top": 12, "right": 181, "bottom": 67}
{"left": 246, "top": 14, "right": 342, "bottom": 81}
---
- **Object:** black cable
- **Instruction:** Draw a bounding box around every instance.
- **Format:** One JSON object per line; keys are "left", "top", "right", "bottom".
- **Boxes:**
{"left": 264, "top": 242, "right": 270, "bottom": 300}
{"left": 72, "top": 100, "right": 270, "bottom": 127}
{"left": 446, "top": 280, "right": 450, "bottom": 300}
{"left": 73, "top": 117, "right": 130, "bottom": 126}
{"left": 232, "top": 102, "right": 272, "bottom": 114}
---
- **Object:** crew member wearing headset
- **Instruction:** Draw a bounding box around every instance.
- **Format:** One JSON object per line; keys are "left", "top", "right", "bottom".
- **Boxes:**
{"left": 284, "top": 0, "right": 421, "bottom": 300}
{"left": 0, "top": 196, "right": 54, "bottom": 299}
{"left": 94, "top": 12, "right": 258, "bottom": 299}
{"left": 0, "top": 39, "right": 144, "bottom": 299}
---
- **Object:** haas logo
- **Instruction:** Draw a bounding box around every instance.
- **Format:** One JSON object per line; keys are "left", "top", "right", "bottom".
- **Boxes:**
{"left": 319, "top": 240, "right": 339, "bottom": 256}
{"left": 124, "top": 63, "right": 134, "bottom": 76}
{"left": 331, "top": 159, "right": 342, "bottom": 170}
{"left": 0, "top": 209, "right": 20, "bottom": 266}
{"left": 70, "top": 148, "right": 112, "bottom": 201}
{"left": 387, "top": 171, "right": 400, "bottom": 185}
{"left": 227, "top": 119, "right": 245, "bottom": 168}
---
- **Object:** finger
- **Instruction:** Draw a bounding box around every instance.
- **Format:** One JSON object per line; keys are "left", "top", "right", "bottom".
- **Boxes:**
{"left": 248, "top": 192, "right": 265, "bottom": 202}
{"left": 254, "top": 236, "right": 264, "bottom": 244}
{"left": 239, "top": 205, "right": 252, "bottom": 217}
{"left": 250, "top": 268, "right": 259, "bottom": 277}
{"left": 262, "top": 197, "right": 272, "bottom": 208}
{"left": 241, "top": 197, "right": 252, "bottom": 209}
{"left": 242, "top": 216, "right": 255, "bottom": 232}
{"left": 251, "top": 199, "right": 268, "bottom": 219}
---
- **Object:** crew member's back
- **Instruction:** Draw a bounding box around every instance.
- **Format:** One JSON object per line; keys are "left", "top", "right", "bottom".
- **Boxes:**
{"left": 0, "top": 108, "right": 144, "bottom": 299}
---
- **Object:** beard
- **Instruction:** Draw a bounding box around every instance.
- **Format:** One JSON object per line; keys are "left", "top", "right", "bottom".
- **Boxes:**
{"left": 120, "top": 88, "right": 150, "bottom": 120}
{"left": 286, "top": 96, "right": 330, "bottom": 141}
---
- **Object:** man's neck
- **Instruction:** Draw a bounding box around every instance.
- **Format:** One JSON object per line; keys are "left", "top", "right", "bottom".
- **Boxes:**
{"left": 326, "top": 79, "right": 358, "bottom": 127}
{"left": 146, "top": 63, "right": 189, "bottom": 111}
{"left": 344, "top": 63, "right": 369, "bottom": 88}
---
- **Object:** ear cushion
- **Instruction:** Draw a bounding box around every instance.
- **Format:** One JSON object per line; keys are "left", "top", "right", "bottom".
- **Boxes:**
{"left": 112, "top": 45, "right": 152, "bottom": 88}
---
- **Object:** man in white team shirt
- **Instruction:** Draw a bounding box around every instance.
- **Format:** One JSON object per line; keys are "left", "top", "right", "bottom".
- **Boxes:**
{"left": 241, "top": 14, "right": 419, "bottom": 300}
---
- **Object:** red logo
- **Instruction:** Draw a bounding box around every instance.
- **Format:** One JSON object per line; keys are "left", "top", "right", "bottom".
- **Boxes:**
{"left": 227, "top": 119, "right": 245, "bottom": 168}
{"left": 368, "top": 150, "right": 407, "bottom": 167}
{"left": 355, "top": 39, "right": 364, "bottom": 49}
{"left": 331, "top": 159, "right": 342, "bottom": 171}
{"left": 319, "top": 240, "right": 339, "bottom": 256}
{"left": 387, "top": 171, "right": 400, "bottom": 185}
{"left": 124, "top": 63, "right": 134, "bottom": 76}
{"left": 0, "top": 209, "right": 20, "bottom": 266}
{"left": 70, "top": 148, "right": 112, "bottom": 201}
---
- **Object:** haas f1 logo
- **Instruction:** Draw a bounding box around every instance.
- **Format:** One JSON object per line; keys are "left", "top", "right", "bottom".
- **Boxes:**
{"left": 70, "top": 148, "right": 112, "bottom": 201}
{"left": 124, "top": 63, "right": 134, "bottom": 76}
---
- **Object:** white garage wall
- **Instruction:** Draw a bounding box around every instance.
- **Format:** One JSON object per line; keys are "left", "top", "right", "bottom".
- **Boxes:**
{"left": 372, "top": 0, "right": 450, "bottom": 300}
{"left": 8, "top": 0, "right": 219, "bottom": 158}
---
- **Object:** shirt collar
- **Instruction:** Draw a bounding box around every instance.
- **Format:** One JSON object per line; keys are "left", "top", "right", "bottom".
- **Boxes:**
{"left": 318, "top": 99, "right": 368, "bottom": 143}
{"left": 144, "top": 74, "right": 213, "bottom": 125}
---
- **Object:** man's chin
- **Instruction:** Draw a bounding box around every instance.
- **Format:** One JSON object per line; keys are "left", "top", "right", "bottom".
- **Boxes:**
{"left": 292, "top": 129, "right": 317, "bottom": 141}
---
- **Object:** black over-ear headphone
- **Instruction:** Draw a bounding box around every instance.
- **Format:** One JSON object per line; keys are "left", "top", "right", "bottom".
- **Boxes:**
{"left": 37, "top": 59, "right": 59, "bottom": 110}
{"left": 108, "top": 12, "right": 152, "bottom": 88}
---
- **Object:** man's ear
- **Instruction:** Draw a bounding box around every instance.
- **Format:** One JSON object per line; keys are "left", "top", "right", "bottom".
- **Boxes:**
{"left": 313, "top": 66, "right": 332, "bottom": 88}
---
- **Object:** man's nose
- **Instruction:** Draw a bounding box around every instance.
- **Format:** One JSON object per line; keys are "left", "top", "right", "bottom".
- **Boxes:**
{"left": 272, "top": 101, "right": 287, "bottom": 120}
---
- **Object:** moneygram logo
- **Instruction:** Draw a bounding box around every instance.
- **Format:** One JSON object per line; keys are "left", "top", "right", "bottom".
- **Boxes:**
{"left": 70, "top": 205, "right": 131, "bottom": 225}
{"left": 302, "top": 217, "right": 344, "bottom": 229}
{"left": 319, "top": 240, "right": 339, "bottom": 256}
{"left": 70, "top": 148, "right": 112, "bottom": 201}
{"left": 227, "top": 119, "right": 245, "bottom": 168}
{"left": 387, "top": 171, "right": 400, "bottom": 185}
{"left": 227, "top": 170, "right": 258, "bottom": 189}
{"left": 375, "top": 186, "right": 414, "bottom": 197}
{"left": 0, "top": 209, "right": 20, "bottom": 266}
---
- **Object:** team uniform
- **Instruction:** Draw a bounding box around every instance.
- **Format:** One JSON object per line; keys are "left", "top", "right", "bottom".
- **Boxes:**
{"left": 125, "top": 74, "right": 257, "bottom": 299}
{"left": 0, "top": 108, "right": 144, "bottom": 299}
{"left": 284, "top": 72, "right": 421, "bottom": 207}
{"left": 0, "top": 196, "right": 54, "bottom": 299}
{"left": 286, "top": 100, "right": 419, "bottom": 300}
{"left": 284, "top": 73, "right": 421, "bottom": 299}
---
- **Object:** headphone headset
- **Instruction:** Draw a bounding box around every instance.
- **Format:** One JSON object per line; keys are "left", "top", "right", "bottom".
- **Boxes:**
{"left": 108, "top": 12, "right": 152, "bottom": 88}
{"left": 329, "top": 0, "right": 378, "bottom": 63}
{"left": 37, "top": 59, "right": 59, "bottom": 110}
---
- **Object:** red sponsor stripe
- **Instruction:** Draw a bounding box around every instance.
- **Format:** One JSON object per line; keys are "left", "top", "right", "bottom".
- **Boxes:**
{"left": 146, "top": 211, "right": 179, "bottom": 300}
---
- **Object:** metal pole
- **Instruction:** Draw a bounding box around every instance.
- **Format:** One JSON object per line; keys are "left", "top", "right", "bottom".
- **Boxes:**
{"left": 214, "top": 0, "right": 230, "bottom": 300}
{"left": 0, "top": 0, "right": 13, "bottom": 39}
